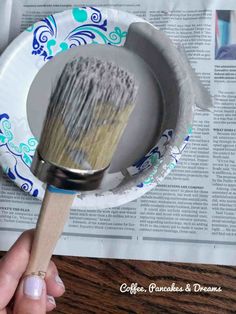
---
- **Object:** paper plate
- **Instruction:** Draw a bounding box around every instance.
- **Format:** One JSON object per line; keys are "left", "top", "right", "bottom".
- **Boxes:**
{"left": 0, "top": 7, "right": 194, "bottom": 209}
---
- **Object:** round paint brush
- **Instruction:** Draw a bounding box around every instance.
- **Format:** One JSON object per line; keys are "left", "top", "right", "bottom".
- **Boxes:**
{"left": 25, "top": 57, "right": 138, "bottom": 278}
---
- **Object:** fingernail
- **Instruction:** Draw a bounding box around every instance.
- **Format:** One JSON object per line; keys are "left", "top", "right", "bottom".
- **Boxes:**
{"left": 55, "top": 274, "right": 65, "bottom": 288}
{"left": 47, "top": 295, "right": 56, "bottom": 306}
{"left": 23, "top": 275, "right": 44, "bottom": 299}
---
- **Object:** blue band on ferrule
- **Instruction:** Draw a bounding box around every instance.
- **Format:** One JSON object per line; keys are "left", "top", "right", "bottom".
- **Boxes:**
{"left": 47, "top": 185, "right": 77, "bottom": 195}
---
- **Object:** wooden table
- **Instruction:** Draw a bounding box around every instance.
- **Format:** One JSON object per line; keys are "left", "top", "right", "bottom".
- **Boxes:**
{"left": 48, "top": 256, "right": 236, "bottom": 314}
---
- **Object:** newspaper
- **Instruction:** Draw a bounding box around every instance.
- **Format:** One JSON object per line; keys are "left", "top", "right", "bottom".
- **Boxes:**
{"left": 0, "top": 0, "right": 236, "bottom": 266}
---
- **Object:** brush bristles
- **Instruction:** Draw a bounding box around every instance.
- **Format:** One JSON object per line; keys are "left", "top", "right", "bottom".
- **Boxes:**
{"left": 38, "top": 57, "right": 138, "bottom": 171}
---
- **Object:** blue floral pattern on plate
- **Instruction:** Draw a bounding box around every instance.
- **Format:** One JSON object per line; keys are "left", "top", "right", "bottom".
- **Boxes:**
{"left": 132, "top": 129, "right": 173, "bottom": 173}
{"left": 0, "top": 114, "right": 38, "bottom": 197}
{"left": 28, "top": 7, "right": 127, "bottom": 61}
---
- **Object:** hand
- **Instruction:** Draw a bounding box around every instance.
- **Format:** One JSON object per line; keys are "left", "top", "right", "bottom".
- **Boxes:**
{"left": 0, "top": 230, "right": 65, "bottom": 313}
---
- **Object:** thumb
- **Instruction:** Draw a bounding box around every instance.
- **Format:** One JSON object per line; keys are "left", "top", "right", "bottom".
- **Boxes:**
{"left": 13, "top": 275, "right": 47, "bottom": 314}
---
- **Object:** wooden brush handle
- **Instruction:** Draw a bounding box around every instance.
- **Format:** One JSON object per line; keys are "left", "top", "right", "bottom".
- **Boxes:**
{"left": 25, "top": 188, "right": 76, "bottom": 278}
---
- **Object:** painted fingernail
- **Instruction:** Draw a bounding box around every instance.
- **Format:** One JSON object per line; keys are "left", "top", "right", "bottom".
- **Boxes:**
{"left": 55, "top": 274, "right": 65, "bottom": 288}
{"left": 47, "top": 295, "right": 56, "bottom": 306}
{"left": 23, "top": 275, "right": 44, "bottom": 299}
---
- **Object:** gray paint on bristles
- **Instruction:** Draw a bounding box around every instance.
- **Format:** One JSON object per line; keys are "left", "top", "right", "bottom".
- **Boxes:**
{"left": 38, "top": 57, "right": 138, "bottom": 171}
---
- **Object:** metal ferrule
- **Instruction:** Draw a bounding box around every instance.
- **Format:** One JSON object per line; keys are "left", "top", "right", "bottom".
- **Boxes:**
{"left": 31, "top": 150, "right": 108, "bottom": 191}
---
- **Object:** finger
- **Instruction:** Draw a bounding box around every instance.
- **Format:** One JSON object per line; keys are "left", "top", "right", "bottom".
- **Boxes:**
{"left": 45, "top": 261, "right": 65, "bottom": 297}
{"left": 46, "top": 295, "right": 56, "bottom": 312}
{"left": 13, "top": 275, "right": 46, "bottom": 314}
{"left": 0, "top": 230, "right": 33, "bottom": 310}
{"left": 0, "top": 308, "right": 11, "bottom": 314}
